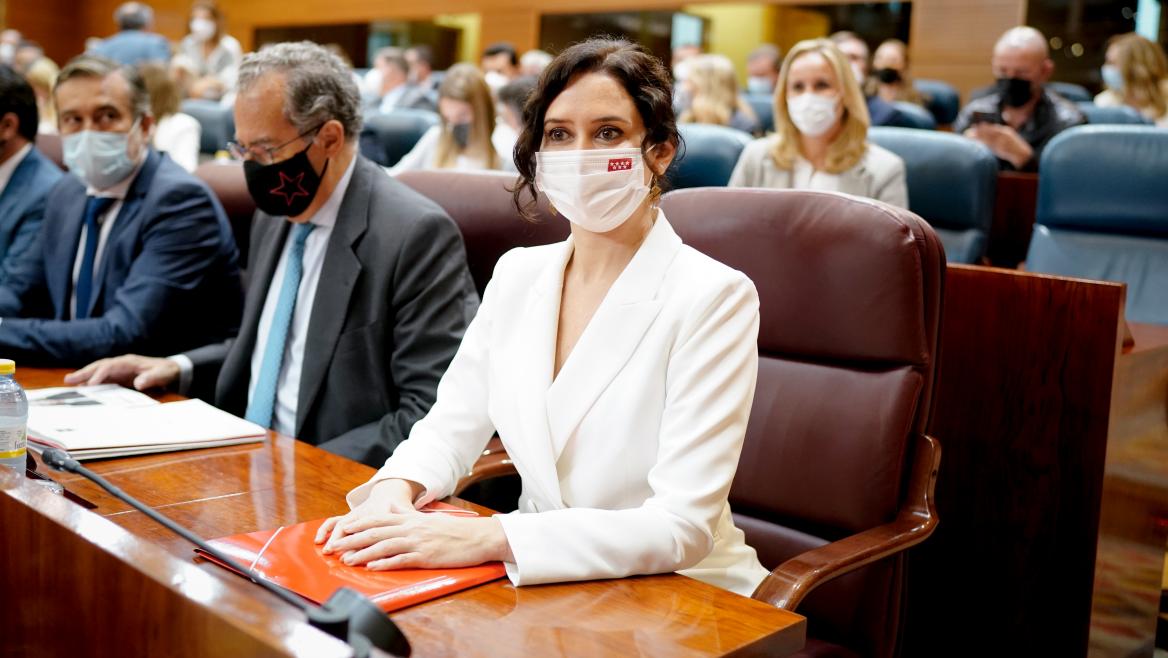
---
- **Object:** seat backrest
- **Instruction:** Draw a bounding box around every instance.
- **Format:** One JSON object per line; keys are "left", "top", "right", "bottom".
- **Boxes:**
{"left": 913, "top": 78, "right": 960, "bottom": 125}
{"left": 1076, "top": 101, "right": 1152, "bottom": 125}
{"left": 1047, "top": 81, "right": 1092, "bottom": 102}
{"left": 741, "top": 92, "right": 775, "bottom": 133}
{"left": 35, "top": 132, "right": 64, "bottom": 170}
{"left": 359, "top": 109, "right": 441, "bottom": 167}
{"left": 892, "top": 101, "right": 937, "bottom": 130}
{"left": 194, "top": 160, "right": 255, "bottom": 265}
{"left": 1029, "top": 125, "right": 1168, "bottom": 323}
{"left": 660, "top": 187, "right": 945, "bottom": 658}
{"left": 181, "top": 99, "right": 235, "bottom": 155}
{"left": 395, "top": 170, "right": 568, "bottom": 295}
{"left": 868, "top": 126, "right": 997, "bottom": 263}
{"left": 667, "top": 123, "right": 753, "bottom": 189}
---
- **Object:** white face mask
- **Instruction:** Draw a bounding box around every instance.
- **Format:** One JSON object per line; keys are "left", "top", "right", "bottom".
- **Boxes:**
{"left": 787, "top": 92, "right": 841, "bottom": 138}
{"left": 190, "top": 18, "right": 216, "bottom": 42}
{"left": 63, "top": 123, "right": 141, "bottom": 190}
{"left": 483, "top": 71, "right": 508, "bottom": 94}
{"left": 536, "top": 147, "right": 651, "bottom": 233}
{"left": 1101, "top": 64, "right": 1124, "bottom": 92}
{"left": 0, "top": 43, "right": 14, "bottom": 64}
{"left": 746, "top": 76, "right": 774, "bottom": 95}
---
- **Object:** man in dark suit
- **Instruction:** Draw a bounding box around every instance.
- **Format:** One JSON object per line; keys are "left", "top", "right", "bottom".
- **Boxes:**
{"left": 69, "top": 41, "right": 478, "bottom": 467}
{"left": 0, "top": 55, "right": 241, "bottom": 366}
{"left": 363, "top": 47, "right": 438, "bottom": 114}
{"left": 0, "top": 65, "right": 62, "bottom": 286}
{"left": 89, "top": 2, "right": 171, "bottom": 66}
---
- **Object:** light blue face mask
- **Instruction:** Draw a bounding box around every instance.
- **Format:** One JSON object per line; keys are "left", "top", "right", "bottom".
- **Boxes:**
{"left": 62, "top": 122, "right": 139, "bottom": 190}
{"left": 746, "top": 76, "right": 774, "bottom": 95}
{"left": 1102, "top": 64, "right": 1124, "bottom": 92}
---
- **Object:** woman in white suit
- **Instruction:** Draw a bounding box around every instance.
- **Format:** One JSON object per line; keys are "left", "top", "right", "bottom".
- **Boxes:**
{"left": 317, "top": 38, "right": 772, "bottom": 597}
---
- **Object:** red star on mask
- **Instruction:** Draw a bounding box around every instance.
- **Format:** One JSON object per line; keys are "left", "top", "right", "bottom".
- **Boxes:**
{"left": 270, "top": 171, "right": 309, "bottom": 206}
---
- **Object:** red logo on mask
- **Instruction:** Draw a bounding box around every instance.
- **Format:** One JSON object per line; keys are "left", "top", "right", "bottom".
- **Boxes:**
{"left": 270, "top": 172, "right": 310, "bottom": 205}
{"left": 607, "top": 158, "right": 633, "bottom": 172}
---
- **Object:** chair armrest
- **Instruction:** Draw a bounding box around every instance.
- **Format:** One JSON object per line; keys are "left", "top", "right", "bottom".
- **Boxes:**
{"left": 752, "top": 434, "right": 941, "bottom": 610}
{"left": 453, "top": 443, "right": 518, "bottom": 497}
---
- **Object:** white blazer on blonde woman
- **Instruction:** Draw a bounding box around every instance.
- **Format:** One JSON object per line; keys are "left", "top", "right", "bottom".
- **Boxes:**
{"left": 347, "top": 211, "right": 772, "bottom": 596}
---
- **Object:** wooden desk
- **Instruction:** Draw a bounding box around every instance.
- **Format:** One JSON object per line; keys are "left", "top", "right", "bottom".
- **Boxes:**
{"left": 4, "top": 369, "right": 805, "bottom": 657}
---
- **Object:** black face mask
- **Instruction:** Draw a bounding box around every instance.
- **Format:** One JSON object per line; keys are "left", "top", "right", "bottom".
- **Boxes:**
{"left": 450, "top": 122, "right": 472, "bottom": 149}
{"left": 243, "top": 142, "right": 328, "bottom": 218}
{"left": 875, "top": 67, "right": 901, "bottom": 84}
{"left": 996, "top": 77, "right": 1034, "bottom": 108}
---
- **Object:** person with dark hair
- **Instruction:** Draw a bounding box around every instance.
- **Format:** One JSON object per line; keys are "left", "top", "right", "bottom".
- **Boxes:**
{"left": 0, "top": 55, "right": 241, "bottom": 366}
{"left": 0, "top": 65, "right": 63, "bottom": 286}
{"left": 405, "top": 45, "right": 438, "bottom": 96}
{"left": 828, "top": 31, "right": 916, "bottom": 128}
{"left": 318, "top": 38, "right": 772, "bottom": 598}
{"left": 178, "top": 1, "right": 243, "bottom": 101}
{"left": 365, "top": 46, "right": 436, "bottom": 114}
{"left": 745, "top": 44, "right": 782, "bottom": 95}
{"left": 481, "top": 41, "right": 519, "bottom": 93}
{"left": 495, "top": 74, "right": 538, "bottom": 144}
{"left": 90, "top": 2, "right": 171, "bottom": 66}
{"left": 69, "top": 42, "right": 478, "bottom": 467}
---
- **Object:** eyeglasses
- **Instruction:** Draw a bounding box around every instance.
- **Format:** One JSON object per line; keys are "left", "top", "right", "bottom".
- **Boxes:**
{"left": 226, "top": 123, "right": 324, "bottom": 166}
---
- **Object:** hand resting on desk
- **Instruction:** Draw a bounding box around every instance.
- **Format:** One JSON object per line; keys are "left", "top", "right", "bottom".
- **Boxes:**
{"left": 65, "top": 355, "right": 180, "bottom": 391}
{"left": 316, "top": 478, "right": 515, "bottom": 570}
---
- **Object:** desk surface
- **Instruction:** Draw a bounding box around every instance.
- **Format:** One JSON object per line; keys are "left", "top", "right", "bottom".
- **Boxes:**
{"left": 14, "top": 368, "right": 805, "bottom": 658}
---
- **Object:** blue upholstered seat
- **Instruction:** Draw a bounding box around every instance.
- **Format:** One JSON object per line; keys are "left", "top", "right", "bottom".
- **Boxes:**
{"left": 667, "top": 123, "right": 754, "bottom": 189}
{"left": 1027, "top": 125, "right": 1168, "bottom": 324}
{"left": 180, "top": 99, "right": 235, "bottom": 155}
{"left": 892, "top": 101, "right": 937, "bottom": 130}
{"left": 742, "top": 92, "right": 775, "bottom": 133}
{"left": 914, "top": 78, "right": 960, "bottom": 125}
{"left": 358, "top": 109, "right": 441, "bottom": 167}
{"left": 1076, "top": 102, "right": 1152, "bottom": 125}
{"left": 868, "top": 127, "right": 997, "bottom": 263}
{"left": 1047, "top": 81, "right": 1093, "bottom": 102}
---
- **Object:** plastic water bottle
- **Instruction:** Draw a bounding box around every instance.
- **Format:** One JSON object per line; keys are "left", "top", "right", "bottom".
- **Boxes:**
{"left": 0, "top": 359, "right": 28, "bottom": 472}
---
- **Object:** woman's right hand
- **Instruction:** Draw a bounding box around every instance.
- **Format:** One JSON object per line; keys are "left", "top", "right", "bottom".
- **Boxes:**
{"left": 314, "top": 478, "right": 422, "bottom": 553}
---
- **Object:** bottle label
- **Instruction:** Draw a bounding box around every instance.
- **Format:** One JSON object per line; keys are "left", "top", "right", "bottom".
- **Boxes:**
{"left": 0, "top": 425, "right": 26, "bottom": 459}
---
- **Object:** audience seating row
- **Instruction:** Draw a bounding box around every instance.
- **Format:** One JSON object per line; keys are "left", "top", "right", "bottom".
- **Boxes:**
{"left": 181, "top": 99, "right": 235, "bottom": 155}
{"left": 358, "top": 108, "right": 440, "bottom": 167}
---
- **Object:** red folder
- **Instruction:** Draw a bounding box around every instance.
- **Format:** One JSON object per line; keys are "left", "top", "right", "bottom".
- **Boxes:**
{"left": 195, "top": 502, "right": 507, "bottom": 612}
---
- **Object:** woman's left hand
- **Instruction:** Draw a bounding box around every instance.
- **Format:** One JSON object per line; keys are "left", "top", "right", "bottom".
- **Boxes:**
{"left": 327, "top": 513, "right": 514, "bottom": 570}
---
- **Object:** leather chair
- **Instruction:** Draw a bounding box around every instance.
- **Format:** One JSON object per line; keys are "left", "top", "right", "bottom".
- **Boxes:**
{"left": 181, "top": 99, "right": 235, "bottom": 155}
{"left": 1027, "top": 125, "right": 1168, "bottom": 324}
{"left": 1076, "top": 102, "right": 1152, "bottom": 125}
{"left": 359, "top": 109, "right": 441, "bottom": 167}
{"left": 195, "top": 160, "right": 256, "bottom": 265}
{"left": 662, "top": 187, "right": 943, "bottom": 658}
{"left": 913, "top": 78, "right": 960, "bottom": 125}
{"left": 891, "top": 101, "right": 937, "bottom": 130}
{"left": 869, "top": 126, "right": 997, "bottom": 263}
{"left": 35, "top": 132, "right": 64, "bottom": 170}
{"left": 1047, "top": 81, "right": 1092, "bottom": 102}
{"left": 742, "top": 92, "right": 775, "bottom": 133}
{"left": 667, "top": 123, "right": 753, "bottom": 189}
{"left": 395, "top": 170, "right": 568, "bottom": 295}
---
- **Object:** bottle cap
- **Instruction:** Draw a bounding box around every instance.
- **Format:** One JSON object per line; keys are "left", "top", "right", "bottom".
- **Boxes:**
{"left": 0, "top": 359, "right": 14, "bottom": 375}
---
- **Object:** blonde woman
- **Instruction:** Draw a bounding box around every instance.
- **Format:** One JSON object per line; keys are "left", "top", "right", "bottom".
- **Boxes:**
{"left": 24, "top": 57, "right": 59, "bottom": 134}
{"left": 678, "top": 54, "right": 761, "bottom": 134}
{"left": 390, "top": 64, "right": 515, "bottom": 174}
{"left": 1095, "top": 33, "right": 1168, "bottom": 127}
{"left": 869, "top": 39, "right": 925, "bottom": 106}
{"left": 139, "top": 62, "right": 202, "bottom": 173}
{"left": 729, "top": 38, "right": 907, "bottom": 208}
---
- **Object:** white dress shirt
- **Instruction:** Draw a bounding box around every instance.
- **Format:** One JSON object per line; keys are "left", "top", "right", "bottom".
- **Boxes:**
{"left": 0, "top": 143, "right": 32, "bottom": 195}
{"left": 245, "top": 156, "right": 356, "bottom": 435}
{"left": 70, "top": 155, "right": 148, "bottom": 319}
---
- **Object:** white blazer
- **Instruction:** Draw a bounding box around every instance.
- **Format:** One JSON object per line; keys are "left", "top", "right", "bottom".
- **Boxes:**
{"left": 348, "top": 212, "right": 772, "bottom": 596}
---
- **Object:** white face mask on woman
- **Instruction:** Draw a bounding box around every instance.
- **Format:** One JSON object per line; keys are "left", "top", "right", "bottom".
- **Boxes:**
{"left": 787, "top": 92, "right": 841, "bottom": 138}
{"left": 190, "top": 18, "right": 216, "bottom": 42}
{"left": 535, "top": 147, "right": 651, "bottom": 233}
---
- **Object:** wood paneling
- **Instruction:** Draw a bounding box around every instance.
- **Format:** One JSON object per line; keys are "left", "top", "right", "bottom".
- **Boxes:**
{"left": 909, "top": 0, "right": 1027, "bottom": 99}
{"left": 904, "top": 265, "right": 1125, "bottom": 658}
{"left": 5, "top": 0, "right": 84, "bottom": 65}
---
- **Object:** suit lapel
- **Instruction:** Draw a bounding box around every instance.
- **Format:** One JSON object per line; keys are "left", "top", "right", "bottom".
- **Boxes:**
{"left": 0, "top": 151, "right": 33, "bottom": 220}
{"left": 544, "top": 213, "right": 679, "bottom": 461}
{"left": 48, "top": 183, "right": 87, "bottom": 319}
{"left": 294, "top": 159, "right": 369, "bottom": 435}
{"left": 507, "top": 239, "right": 572, "bottom": 509}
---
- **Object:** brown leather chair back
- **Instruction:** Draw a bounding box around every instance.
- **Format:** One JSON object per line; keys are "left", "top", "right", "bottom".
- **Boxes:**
{"left": 35, "top": 133, "right": 64, "bottom": 170}
{"left": 396, "top": 170, "right": 569, "bottom": 295}
{"left": 195, "top": 161, "right": 256, "bottom": 265}
{"left": 661, "top": 188, "right": 945, "bottom": 658}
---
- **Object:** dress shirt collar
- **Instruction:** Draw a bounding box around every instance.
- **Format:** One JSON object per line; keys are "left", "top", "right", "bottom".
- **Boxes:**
{"left": 297, "top": 153, "right": 357, "bottom": 229}
{"left": 86, "top": 148, "right": 148, "bottom": 200}
{"left": 0, "top": 142, "right": 32, "bottom": 193}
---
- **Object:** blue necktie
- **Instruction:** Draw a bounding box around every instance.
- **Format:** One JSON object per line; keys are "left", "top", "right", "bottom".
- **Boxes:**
{"left": 246, "top": 222, "right": 316, "bottom": 429}
{"left": 75, "top": 196, "right": 117, "bottom": 320}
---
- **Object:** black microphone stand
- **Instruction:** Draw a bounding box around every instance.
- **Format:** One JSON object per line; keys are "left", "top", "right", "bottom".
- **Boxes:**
{"left": 41, "top": 448, "right": 411, "bottom": 658}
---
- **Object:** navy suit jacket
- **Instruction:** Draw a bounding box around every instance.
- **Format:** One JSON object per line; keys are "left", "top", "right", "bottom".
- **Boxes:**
{"left": 0, "top": 149, "right": 243, "bottom": 366}
{"left": 90, "top": 30, "right": 171, "bottom": 66}
{"left": 0, "top": 147, "right": 62, "bottom": 287}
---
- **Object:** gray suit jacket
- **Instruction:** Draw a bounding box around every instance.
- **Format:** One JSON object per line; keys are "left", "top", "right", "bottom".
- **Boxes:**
{"left": 185, "top": 154, "right": 478, "bottom": 466}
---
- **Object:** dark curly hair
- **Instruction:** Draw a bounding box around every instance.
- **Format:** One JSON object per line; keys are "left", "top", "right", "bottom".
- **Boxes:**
{"left": 512, "top": 38, "right": 681, "bottom": 221}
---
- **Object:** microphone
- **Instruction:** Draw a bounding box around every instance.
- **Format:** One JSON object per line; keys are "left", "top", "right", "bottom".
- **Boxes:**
{"left": 40, "top": 448, "right": 411, "bottom": 657}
